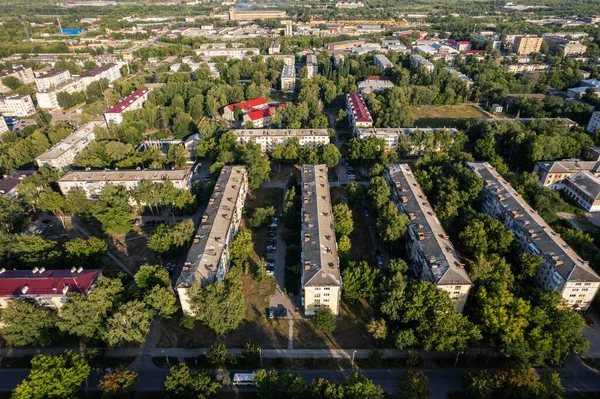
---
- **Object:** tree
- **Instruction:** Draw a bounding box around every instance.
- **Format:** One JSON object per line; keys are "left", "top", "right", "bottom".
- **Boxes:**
{"left": 99, "top": 368, "right": 139, "bottom": 399}
{"left": 2, "top": 76, "right": 22, "bottom": 91}
{"left": 12, "top": 351, "right": 90, "bottom": 399}
{"left": 367, "top": 318, "right": 388, "bottom": 340}
{"left": 342, "top": 261, "right": 380, "bottom": 302}
{"left": 64, "top": 237, "right": 107, "bottom": 264}
{"left": 134, "top": 264, "right": 171, "bottom": 291}
{"left": 0, "top": 300, "right": 58, "bottom": 347}
{"left": 189, "top": 280, "right": 245, "bottom": 336}
{"left": 254, "top": 369, "right": 281, "bottom": 399}
{"left": 333, "top": 203, "right": 354, "bottom": 237}
{"left": 147, "top": 220, "right": 195, "bottom": 255}
{"left": 376, "top": 202, "right": 409, "bottom": 246}
{"left": 250, "top": 206, "right": 275, "bottom": 228}
{"left": 207, "top": 343, "right": 228, "bottom": 367}
{"left": 229, "top": 228, "right": 253, "bottom": 267}
{"left": 144, "top": 285, "right": 178, "bottom": 319}
{"left": 345, "top": 183, "right": 364, "bottom": 205}
{"left": 167, "top": 144, "right": 189, "bottom": 168}
{"left": 313, "top": 307, "right": 336, "bottom": 333}
{"left": 516, "top": 253, "right": 543, "bottom": 280}
{"left": 104, "top": 300, "right": 152, "bottom": 347}
{"left": 241, "top": 342, "right": 261, "bottom": 367}
{"left": 343, "top": 372, "right": 385, "bottom": 399}
{"left": 319, "top": 144, "right": 341, "bottom": 168}
{"left": 164, "top": 364, "right": 221, "bottom": 399}
{"left": 93, "top": 185, "right": 132, "bottom": 234}
{"left": 0, "top": 196, "right": 27, "bottom": 232}
{"left": 397, "top": 370, "right": 429, "bottom": 399}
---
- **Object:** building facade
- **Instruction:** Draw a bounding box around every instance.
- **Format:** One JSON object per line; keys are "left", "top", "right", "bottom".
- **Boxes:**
{"left": 222, "top": 97, "right": 268, "bottom": 122}
{"left": 35, "top": 120, "right": 103, "bottom": 170}
{"left": 467, "top": 162, "right": 600, "bottom": 311}
{"left": 374, "top": 54, "right": 393, "bottom": 70}
{"left": 534, "top": 159, "right": 600, "bottom": 189}
{"left": 345, "top": 93, "right": 373, "bottom": 132}
{"left": 512, "top": 36, "right": 543, "bottom": 55}
{"left": 0, "top": 95, "right": 35, "bottom": 117}
{"left": 242, "top": 105, "right": 283, "bottom": 128}
{"left": 35, "top": 78, "right": 85, "bottom": 110}
{"left": 357, "top": 76, "right": 395, "bottom": 94}
{"left": 34, "top": 69, "right": 72, "bottom": 91}
{"left": 228, "top": 8, "right": 286, "bottom": 21}
{"left": 177, "top": 166, "right": 248, "bottom": 315}
{"left": 58, "top": 166, "right": 193, "bottom": 199}
{"left": 357, "top": 127, "right": 457, "bottom": 153}
{"left": 409, "top": 54, "right": 434, "bottom": 74}
{"left": 80, "top": 62, "right": 121, "bottom": 87}
{"left": 588, "top": 112, "right": 600, "bottom": 134}
{"left": 233, "top": 128, "right": 330, "bottom": 152}
{"left": 0, "top": 268, "right": 101, "bottom": 310}
{"left": 104, "top": 88, "right": 150, "bottom": 125}
{"left": 0, "top": 67, "right": 35, "bottom": 93}
{"left": 194, "top": 47, "right": 260, "bottom": 60}
{"left": 301, "top": 164, "right": 342, "bottom": 316}
{"left": 562, "top": 172, "right": 600, "bottom": 212}
{"left": 385, "top": 164, "right": 472, "bottom": 312}
{"left": 325, "top": 40, "right": 366, "bottom": 51}
{"left": 281, "top": 65, "right": 296, "bottom": 92}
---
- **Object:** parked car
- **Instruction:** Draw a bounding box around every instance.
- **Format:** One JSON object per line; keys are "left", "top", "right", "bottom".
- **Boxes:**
{"left": 376, "top": 249, "right": 383, "bottom": 267}
{"left": 266, "top": 244, "right": 276, "bottom": 253}
{"left": 41, "top": 219, "right": 55, "bottom": 228}
{"left": 267, "top": 230, "right": 277, "bottom": 237}
{"left": 279, "top": 306, "right": 288, "bottom": 319}
{"left": 584, "top": 316, "right": 594, "bottom": 327}
{"left": 269, "top": 308, "right": 275, "bottom": 319}
{"left": 266, "top": 265, "right": 275, "bottom": 276}
{"left": 132, "top": 218, "right": 142, "bottom": 226}
{"left": 164, "top": 262, "right": 176, "bottom": 272}
{"left": 266, "top": 259, "right": 276, "bottom": 268}
{"left": 269, "top": 217, "right": 279, "bottom": 228}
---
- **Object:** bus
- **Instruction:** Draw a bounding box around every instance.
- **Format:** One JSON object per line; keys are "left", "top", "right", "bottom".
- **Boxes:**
{"left": 232, "top": 373, "right": 255, "bottom": 386}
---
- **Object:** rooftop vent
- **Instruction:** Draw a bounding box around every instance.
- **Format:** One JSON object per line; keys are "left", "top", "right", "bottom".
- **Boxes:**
{"left": 22, "top": 284, "right": 28, "bottom": 294}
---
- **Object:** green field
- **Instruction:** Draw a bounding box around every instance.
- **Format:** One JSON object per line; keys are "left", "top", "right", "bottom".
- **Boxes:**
{"left": 409, "top": 105, "right": 487, "bottom": 128}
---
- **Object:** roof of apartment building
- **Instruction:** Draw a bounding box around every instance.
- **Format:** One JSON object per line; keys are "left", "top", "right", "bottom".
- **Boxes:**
{"left": 386, "top": 164, "right": 471, "bottom": 286}
{"left": 36, "top": 77, "right": 81, "bottom": 94}
{"left": 0, "top": 170, "right": 35, "bottom": 195}
{"left": 226, "top": 97, "right": 267, "bottom": 112}
{"left": 346, "top": 93, "right": 372, "bottom": 123}
{"left": 357, "top": 127, "right": 458, "bottom": 137}
{"left": 36, "top": 69, "right": 68, "bottom": 79}
{"left": 104, "top": 88, "right": 150, "bottom": 114}
{"left": 177, "top": 165, "right": 247, "bottom": 288}
{"left": 80, "top": 62, "right": 117, "bottom": 77}
{"left": 467, "top": 162, "right": 600, "bottom": 283}
{"left": 59, "top": 166, "right": 192, "bottom": 183}
{"left": 281, "top": 65, "right": 295, "bottom": 77}
{"left": 0, "top": 66, "right": 29, "bottom": 78}
{"left": 301, "top": 164, "right": 341, "bottom": 288}
{"left": 232, "top": 128, "right": 329, "bottom": 137}
{"left": 535, "top": 159, "right": 600, "bottom": 174}
{"left": 566, "top": 172, "right": 600, "bottom": 201}
{"left": 36, "top": 120, "right": 105, "bottom": 162}
{"left": 0, "top": 268, "right": 101, "bottom": 298}
{"left": 245, "top": 104, "right": 284, "bottom": 121}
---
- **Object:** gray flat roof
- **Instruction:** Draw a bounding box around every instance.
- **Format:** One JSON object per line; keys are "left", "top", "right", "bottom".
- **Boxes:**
{"left": 467, "top": 162, "right": 600, "bottom": 283}
{"left": 566, "top": 172, "right": 600, "bottom": 201}
{"left": 386, "top": 164, "right": 471, "bottom": 286}
{"left": 301, "top": 164, "right": 341, "bottom": 288}
{"left": 59, "top": 166, "right": 192, "bottom": 183}
{"left": 36, "top": 121, "right": 104, "bottom": 162}
{"left": 536, "top": 160, "right": 600, "bottom": 174}
{"left": 232, "top": 128, "right": 329, "bottom": 138}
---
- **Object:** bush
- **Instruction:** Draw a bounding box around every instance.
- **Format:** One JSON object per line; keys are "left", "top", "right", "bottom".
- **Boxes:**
{"left": 250, "top": 206, "right": 275, "bottom": 228}
{"left": 313, "top": 307, "right": 337, "bottom": 333}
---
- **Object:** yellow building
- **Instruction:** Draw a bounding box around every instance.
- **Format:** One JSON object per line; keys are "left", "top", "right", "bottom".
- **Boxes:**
{"left": 512, "top": 36, "right": 543, "bottom": 55}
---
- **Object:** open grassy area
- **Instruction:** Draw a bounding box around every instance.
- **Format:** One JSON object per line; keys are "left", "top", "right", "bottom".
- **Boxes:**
{"left": 160, "top": 275, "right": 289, "bottom": 349}
{"left": 293, "top": 300, "right": 379, "bottom": 349}
{"left": 409, "top": 104, "right": 486, "bottom": 128}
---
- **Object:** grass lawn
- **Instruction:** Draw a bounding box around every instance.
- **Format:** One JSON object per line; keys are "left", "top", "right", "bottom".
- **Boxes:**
{"left": 160, "top": 275, "right": 289, "bottom": 349}
{"left": 244, "top": 187, "right": 284, "bottom": 265}
{"left": 409, "top": 104, "right": 486, "bottom": 128}
{"left": 293, "top": 300, "right": 379, "bottom": 349}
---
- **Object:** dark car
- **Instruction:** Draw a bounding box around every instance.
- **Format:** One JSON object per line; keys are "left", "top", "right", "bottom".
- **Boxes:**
{"left": 585, "top": 316, "right": 594, "bottom": 327}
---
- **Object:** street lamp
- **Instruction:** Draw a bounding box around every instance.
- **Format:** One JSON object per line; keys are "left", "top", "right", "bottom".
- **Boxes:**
{"left": 352, "top": 350, "right": 357, "bottom": 369}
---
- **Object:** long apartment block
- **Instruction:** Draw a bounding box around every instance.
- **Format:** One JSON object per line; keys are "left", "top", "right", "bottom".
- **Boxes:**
{"left": 385, "top": 164, "right": 472, "bottom": 312}
{"left": 232, "top": 129, "right": 330, "bottom": 153}
{"left": 357, "top": 127, "right": 457, "bottom": 153}
{"left": 177, "top": 166, "right": 248, "bottom": 316}
{"left": 58, "top": 166, "right": 193, "bottom": 199}
{"left": 36, "top": 120, "right": 104, "bottom": 170}
{"left": 345, "top": 93, "right": 373, "bottom": 133}
{"left": 301, "top": 164, "right": 342, "bottom": 316}
{"left": 467, "top": 162, "right": 600, "bottom": 311}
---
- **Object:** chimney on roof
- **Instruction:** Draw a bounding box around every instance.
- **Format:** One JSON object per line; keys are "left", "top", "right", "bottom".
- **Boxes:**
{"left": 22, "top": 284, "right": 28, "bottom": 294}
{"left": 77, "top": 267, "right": 83, "bottom": 273}
{"left": 62, "top": 285, "right": 69, "bottom": 294}
{"left": 39, "top": 267, "right": 45, "bottom": 274}
{"left": 71, "top": 267, "right": 76, "bottom": 273}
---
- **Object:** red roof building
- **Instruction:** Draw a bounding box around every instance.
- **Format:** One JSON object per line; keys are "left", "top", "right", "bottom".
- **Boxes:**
{"left": 243, "top": 104, "right": 285, "bottom": 128}
{"left": 104, "top": 88, "right": 150, "bottom": 125}
{"left": 0, "top": 268, "right": 101, "bottom": 309}
{"left": 223, "top": 97, "right": 269, "bottom": 121}
{"left": 345, "top": 93, "right": 373, "bottom": 132}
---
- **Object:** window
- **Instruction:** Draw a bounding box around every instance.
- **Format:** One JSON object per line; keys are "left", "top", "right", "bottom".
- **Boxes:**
{"left": 314, "top": 299, "right": 321, "bottom": 304}
{"left": 580, "top": 294, "right": 586, "bottom": 297}
{"left": 572, "top": 289, "right": 579, "bottom": 292}
{"left": 570, "top": 294, "right": 576, "bottom": 297}
{"left": 314, "top": 294, "right": 320, "bottom": 298}
{"left": 576, "top": 283, "right": 582, "bottom": 286}
{"left": 323, "top": 299, "right": 329, "bottom": 303}
{"left": 455, "top": 286, "right": 462, "bottom": 290}
{"left": 324, "top": 287, "right": 330, "bottom": 291}
{"left": 323, "top": 293, "right": 330, "bottom": 297}
{"left": 315, "top": 287, "right": 321, "bottom": 291}
{"left": 585, "top": 283, "right": 591, "bottom": 286}
{"left": 582, "top": 289, "right": 589, "bottom": 292}
{"left": 577, "top": 300, "right": 583, "bottom": 303}
{"left": 453, "top": 291, "right": 460, "bottom": 295}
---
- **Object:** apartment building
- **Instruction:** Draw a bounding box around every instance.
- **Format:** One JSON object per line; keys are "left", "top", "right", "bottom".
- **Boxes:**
{"left": 36, "top": 78, "right": 85, "bottom": 110}
{"left": 587, "top": 111, "right": 600, "bottom": 134}
{"left": 281, "top": 65, "right": 296, "bottom": 92}
{"left": 335, "top": 1, "right": 364, "bottom": 8}
{"left": 512, "top": 36, "right": 543, "bottom": 55}
{"left": 409, "top": 54, "right": 434, "bottom": 74}
{"left": 80, "top": 62, "right": 121, "bottom": 87}
{"left": 301, "top": 164, "right": 342, "bottom": 316}
{"left": 446, "top": 68, "right": 474, "bottom": 88}
{"left": 263, "top": 54, "right": 295, "bottom": 67}
{"left": 177, "top": 166, "right": 248, "bottom": 316}
{"left": 194, "top": 47, "right": 260, "bottom": 60}
{"left": 562, "top": 172, "right": 600, "bottom": 212}
{"left": 357, "top": 127, "right": 457, "bottom": 153}
{"left": 534, "top": 159, "right": 600, "bottom": 189}
{"left": 345, "top": 93, "right": 373, "bottom": 132}
{"left": 58, "top": 166, "right": 193, "bottom": 199}
{"left": 228, "top": 8, "right": 286, "bottom": 21}
{"left": 306, "top": 54, "right": 318, "bottom": 78}
{"left": 222, "top": 97, "right": 268, "bottom": 121}
{"left": 0, "top": 268, "right": 101, "bottom": 310}
{"left": 357, "top": 76, "right": 395, "bottom": 94}
{"left": 104, "top": 88, "right": 150, "bottom": 125}
{"left": 0, "top": 95, "right": 35, "bottom": 117}
{"left": 325, "top": 40, "right": 366, "bottom": 51}
{"left": 233, "top": 128, "right": 330, "bottom": 152}
{"left": 505, "top": 64, "right": 549, "bottom": 74}
{"left": 467, "top": 162, "right": 600, "bottom": 311}
{"left": 374, "top": 54, "right": 393, "bottom": 70}
{"left": 558, "top": 43, "right": 587, "bottom": 57}
{"left": 34, "top": 69, "right": 71, "bottom": 91}
{"left": 242, "top": 104, "right": 284, "bottom": 128}
{"left": 0, "top": 67, "right": 34, "bottom": 93}
{"left": 268, "top": 42, "right": 281, "bottom": 55}
{"left": 0, "top": 170, "right": 35, "bottom": 197}
{"left": 385, "top": 164, "right": 471, "bottom": 312}
{"left": 35, "top": 120, "right": 104, "bottom": 170}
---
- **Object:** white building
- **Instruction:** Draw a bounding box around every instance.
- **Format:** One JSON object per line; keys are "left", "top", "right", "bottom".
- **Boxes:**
{"left": 357, "top": 127, "right": 457, "bottom": 153}
{"left": 374, "top": 54, "right": 393, "bottom": 70}
{"left": 194, "top": 47, "right": 260, "bottom": 60}
{"left": 263, "top": 54, "right": 295, "bottom": 67}
{"left": 0, "top": 95, "right": 35, "bottom": 117}
{"left": 345, "top": 93, "right": 373, "bottom": 132}
{"left": 357, "top": 76, "right": 395, "bottom": 94}
{"left": 385, "top": 164, "right": 472, "bottom": 312}
{"left": 176, "top": 166, "right": 248, "bottom": 316}
{"left": 467, "top": 162, "right": 600, "bottom": 311}
{"left": 35, "top": 120, "right": 104, "bottom": 170}
{"left": 35, "top": 78, "right": 85, "bottom": 110}
{"left": 104, "top": 88, "right": 150, "bottom": 125}
{"left": 34, "top": 69, "right": 72, "bottom": 92}
{"left": 80, "top": 62, "right": 121, "bottom": 88}
{"left": 335, "top": 1, "right": 363, "bottom": 8}
{"left": 0, "top": 115, "right": 8, "bottom": 134}
{"left": 0, "top": 67, "right": 35, "bottom": 93}
{"left": 281, "top": 65, "right": 296, "bottom": 92}
{"left": 233, "top": 129, "right": 330, "bottom": 152}
{"left": 562, "top": 172, "right": 600, "bottom": 212}
{"left": 587, "top": 111, "right": 600, "bottom": 134}
{"left": 301, "top": 164, "right": 342, "bottom": 316}
{"left": 446, "top": 68, "right": 474, "bottom": 88}
{"left": 58, "top": 166, "right": 193, "bottom": 199}
{"left": 410, "top": 54, "right": 434, "bottom": 74}
{"left": 268, "top": 42, "right": 281, "bottom": 55}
